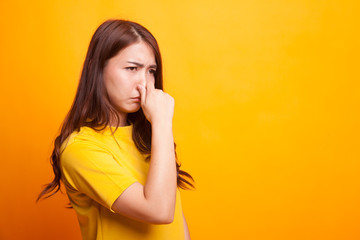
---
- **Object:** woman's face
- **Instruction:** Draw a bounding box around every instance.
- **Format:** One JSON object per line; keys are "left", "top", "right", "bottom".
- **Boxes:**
{"left": 103, "top": 41, "right": 157, "bottom": 116}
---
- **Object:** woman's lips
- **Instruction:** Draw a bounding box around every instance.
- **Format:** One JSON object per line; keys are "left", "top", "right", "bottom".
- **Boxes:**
{"left": 131, "top": 97, "right": 141, "bottom": 102}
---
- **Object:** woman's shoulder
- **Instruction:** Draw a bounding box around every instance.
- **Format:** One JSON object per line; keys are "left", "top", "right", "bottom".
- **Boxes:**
{"left": 60, "top": 126, "right": 108, "bottom": 153}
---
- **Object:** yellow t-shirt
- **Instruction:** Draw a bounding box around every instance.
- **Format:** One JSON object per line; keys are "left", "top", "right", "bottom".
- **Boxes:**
{"left": 59, "top": 123, "right": 185, "bottom": 240}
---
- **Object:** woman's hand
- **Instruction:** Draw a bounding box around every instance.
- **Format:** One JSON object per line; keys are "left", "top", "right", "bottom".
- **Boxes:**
{"left": 137, "top": 81, "right": 174, "bottom": 125}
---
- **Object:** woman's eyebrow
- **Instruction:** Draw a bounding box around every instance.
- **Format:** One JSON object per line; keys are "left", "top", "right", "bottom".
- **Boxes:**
{"left": 127, "top": 61, "right": 157, "bottom": 69}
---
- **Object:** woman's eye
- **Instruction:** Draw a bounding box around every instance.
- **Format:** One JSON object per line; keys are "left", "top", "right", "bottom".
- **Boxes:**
{"left": 127, "top": 67, "right": 137, "bottom": 71}
{"left": 149, "top": 69, "right": 157, "bottom": 75}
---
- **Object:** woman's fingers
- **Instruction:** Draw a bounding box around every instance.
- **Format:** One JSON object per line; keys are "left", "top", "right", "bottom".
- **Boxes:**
{"left": 137, "top": 84, "right": 146, "bottom": 106}
{"left": 146, "top": 79, "right": 155, "bottom": 91}
{"left": 138, "top": 79, "right": 173, "bottom": 125}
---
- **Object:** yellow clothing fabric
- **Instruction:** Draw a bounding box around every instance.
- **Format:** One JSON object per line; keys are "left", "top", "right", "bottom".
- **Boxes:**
{"left": 59, "top": 123, "right": 185, "bottom": 240}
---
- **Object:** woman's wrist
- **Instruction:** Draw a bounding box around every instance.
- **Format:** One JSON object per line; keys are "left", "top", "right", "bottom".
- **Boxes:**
{"left": 151, "top": 119, "right": 173, "bottom": 131}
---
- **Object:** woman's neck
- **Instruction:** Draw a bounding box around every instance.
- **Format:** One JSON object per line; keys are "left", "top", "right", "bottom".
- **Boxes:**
{"left": 108, "top": 113, "right": 129, "bottom": 127}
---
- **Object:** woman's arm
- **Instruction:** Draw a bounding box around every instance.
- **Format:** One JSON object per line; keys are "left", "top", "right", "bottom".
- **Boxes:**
{"left": 183, "top": 212, "right": 191, "bottom": 240}
{"left": 112, "top": 82, "right": 177, "bottom": 224}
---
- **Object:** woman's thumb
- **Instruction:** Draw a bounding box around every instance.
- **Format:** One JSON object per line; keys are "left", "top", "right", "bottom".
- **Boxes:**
{"left": 137, "top": 84, "right": 146, "bottom": 105}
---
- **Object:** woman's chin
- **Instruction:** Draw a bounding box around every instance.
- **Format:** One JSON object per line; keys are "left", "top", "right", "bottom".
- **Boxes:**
{"left": 116, "top": 103, "right": 141, "bottom": 114}
{"left": 127, "top": 105, "right": 141, "bottom": 113}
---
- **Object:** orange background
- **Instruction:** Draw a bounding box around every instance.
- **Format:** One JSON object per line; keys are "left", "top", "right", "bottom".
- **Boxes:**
{"left": 1, "top": 1, "right": 359, "bottom": 239}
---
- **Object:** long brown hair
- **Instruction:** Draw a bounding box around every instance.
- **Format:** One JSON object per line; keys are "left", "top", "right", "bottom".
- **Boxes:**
{"left": 37, "top": 19, "right": 195, "bottom": 203}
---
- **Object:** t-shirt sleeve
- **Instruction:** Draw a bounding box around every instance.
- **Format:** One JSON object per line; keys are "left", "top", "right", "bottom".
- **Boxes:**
{"left": 59, "top": 139, "right": 138, "bottom": 213}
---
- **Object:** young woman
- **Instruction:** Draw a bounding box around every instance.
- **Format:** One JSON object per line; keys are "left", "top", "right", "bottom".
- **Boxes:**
{"left": 37, "top": 19, "right": 195, "bottom": 240}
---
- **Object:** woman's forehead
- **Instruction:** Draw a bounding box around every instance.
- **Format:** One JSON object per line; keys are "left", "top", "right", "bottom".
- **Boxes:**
{"left": 114, "top": 41, "right": 155, "bottom": 64}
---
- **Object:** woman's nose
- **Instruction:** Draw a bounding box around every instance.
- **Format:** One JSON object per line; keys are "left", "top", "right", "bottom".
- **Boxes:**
{"left": 138, "top": 71, "right": 147, "bottom": 87}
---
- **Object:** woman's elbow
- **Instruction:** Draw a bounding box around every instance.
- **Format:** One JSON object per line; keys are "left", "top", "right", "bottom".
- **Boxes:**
{"left": 152, "top": 210, "right": 174, "bottom": 224}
